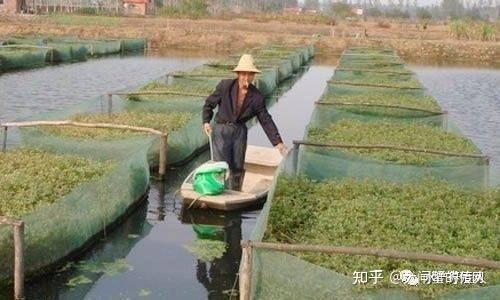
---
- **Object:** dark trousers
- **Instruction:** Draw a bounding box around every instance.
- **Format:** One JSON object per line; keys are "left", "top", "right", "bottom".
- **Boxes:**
{"left": 212, "top": 123, "right": 247, "bottom": 191}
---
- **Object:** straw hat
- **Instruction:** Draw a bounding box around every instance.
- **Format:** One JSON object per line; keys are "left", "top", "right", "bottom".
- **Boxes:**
{"left": 232, "top": 54, "right": 261, "bottom": 74}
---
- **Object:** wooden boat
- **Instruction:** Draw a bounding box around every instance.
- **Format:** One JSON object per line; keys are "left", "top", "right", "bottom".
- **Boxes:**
{"left": 181, "top": 145, "right": 282, "bottom": 211}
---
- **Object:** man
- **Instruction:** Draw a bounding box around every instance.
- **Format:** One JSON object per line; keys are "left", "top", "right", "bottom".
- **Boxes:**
{"left": 202, "top": 54, "right": 287, "bottom": 191}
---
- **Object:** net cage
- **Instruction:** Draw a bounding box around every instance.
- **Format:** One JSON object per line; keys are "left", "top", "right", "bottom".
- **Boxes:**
{"left": 0, "top": 125, "right": 153, "bottom": 283}
{"left": 0, "top": 45, "right": 52, "bottom": 72}
{"left": 0, "top": 36, "right": 146, "bottom": 72}
{"left": 243, "top": 47, "right": 499, "bottom": 299}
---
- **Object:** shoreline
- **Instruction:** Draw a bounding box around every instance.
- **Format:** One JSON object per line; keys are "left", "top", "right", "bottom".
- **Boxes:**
{"left": 1, "top": 15, "right": 498, "bottom": 65}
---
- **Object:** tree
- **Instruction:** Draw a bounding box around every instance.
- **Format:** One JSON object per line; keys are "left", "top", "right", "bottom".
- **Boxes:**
{"left": 417, "top": 7, "right": 433, "bottom": 19}
{"left": 304, "top": 0, "right": 320, "bottom": 10}
{"left": 330, "top": 3, "right": 352, "bottom": 18}
{"left": 441, "top": 0, "right": 465, "bottom": 19}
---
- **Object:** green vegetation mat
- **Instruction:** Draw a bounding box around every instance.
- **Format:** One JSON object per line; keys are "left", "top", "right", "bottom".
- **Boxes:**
{"left": 265, "top": 176, "right": 500, "bottom": 297}
{"left": 319, "top": 92, "right": 441, "bottom": 111}
{"left": 134, "top": 80, "right": 216, "bottom": 96}
{"left": 306, "top": 119, "right": 479, "bottom": 165}
{"left": 43, "top": 111, "right": 192, "bottom": 140}
{"left": 0, "top": 149, "right": 114, "bottom": 218}
{"left": 337, "top": 60, "right": 406, "bottom": 71}
{"left": 330, "top": 73, "right": 422, "bottom": 89}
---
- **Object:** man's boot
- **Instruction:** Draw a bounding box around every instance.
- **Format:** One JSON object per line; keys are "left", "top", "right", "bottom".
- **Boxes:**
{"left": 230, "top": 169, "right": 245, "bottom": 191}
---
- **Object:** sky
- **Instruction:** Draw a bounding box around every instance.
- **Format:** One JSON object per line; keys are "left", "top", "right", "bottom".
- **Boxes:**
{"left": 301, "top": 0, "right": 499, "bottom": 7}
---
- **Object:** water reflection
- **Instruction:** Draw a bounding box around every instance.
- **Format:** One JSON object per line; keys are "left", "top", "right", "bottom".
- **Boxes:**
{"left": 182, "top": 210, "right": 241, "bottom": 300}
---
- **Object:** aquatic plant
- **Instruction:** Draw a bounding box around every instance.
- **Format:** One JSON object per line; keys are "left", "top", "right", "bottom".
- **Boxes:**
{"left": 319, "top": 92, "right": 440, "bottom": 111}
{"left": 330, "top": 72, "right": 421, "bottom": 89}
{"left": 306, "top": 119, "right": 479, "bottom": 165}
{"left": 43, "top": 111, "right": 192, "bottom": 140}
{"left": 0, "top": 149, "right": 114, "bottom": 218}
{"left": 265, "top": 176, "right": 500, "bottom": 296}
{"left": 184, "top": 240, "right": 227, "bottom": 262}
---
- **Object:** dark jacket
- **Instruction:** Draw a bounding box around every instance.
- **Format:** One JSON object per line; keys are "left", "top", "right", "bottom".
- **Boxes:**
{"left": 202, "top": 79, "right": 283, "bottom": 146}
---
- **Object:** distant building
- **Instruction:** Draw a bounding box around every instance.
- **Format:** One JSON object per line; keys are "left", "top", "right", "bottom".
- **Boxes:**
{"left": 123, "top": 0, "right": 150, "bottom": 15}
{"left": 304, "top": 9, "right": 317, "bottom": 15}
{"left": 0, "top": 0, "right": 22, "bottom": 13}
{"left": 283, "top": 6, "right": 302, "bottom": 15}
{"left": 351, "top": 7, "right": 363, "bottom": 16}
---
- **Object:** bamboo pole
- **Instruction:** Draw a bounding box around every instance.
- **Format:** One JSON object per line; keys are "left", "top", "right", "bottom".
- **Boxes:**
{"left": 0, "top": 217, "right": 24, "bottom": 300}
{"left": 292, "top": 140, "right": 489, "bottom": 160}
{"left": 239, "top": 241, "right": 252, "bottom": 300}
{"left": 168, "top": 73, "right": 229, "bottom": 78}
{"left": 315, "top": 101, "right": 445, "bottom": 115}
{"left": 1, "top": 121, "right": 167, "bottom": 177}
{"left": 244, "top": 241, "right": 500, "bottom": 270}
{"left": 0, "top": 45, "right": 53, "bottom": 50}
{"left": 0, "top": 216, "right": 23, "bottom": 227}
{"left": 109, "top": 91, "right": 209, "bottom": 98}
{"left": 341, "top": 53, "right": 400, "bottom": 59}
{"left": 335, "top": 68, "right": 414, "bottom": 75}
{"left": 1, "top": 121, "right": 164, "bottom": 136}
{"left": 328, "top": 80, "right": 423, "bottom": 90}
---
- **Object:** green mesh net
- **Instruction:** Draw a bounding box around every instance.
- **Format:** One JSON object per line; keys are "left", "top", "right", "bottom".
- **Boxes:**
{"left": 246, "top": 47, "right": 498, "bottom": 299}
{"left": 0, "top": 36, "right": 145, "bottom": 71}
{"left": 0, "top": 130, "right": 153, "bottom": 283}
{"left": 0, "top": 46, "right": 51, "bottom": 72}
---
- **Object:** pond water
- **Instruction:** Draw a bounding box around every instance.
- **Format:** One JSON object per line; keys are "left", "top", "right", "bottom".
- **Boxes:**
{"left": 0, "top": 53, "right": 498, "bottom": 299}
{"left": 0, "top": 54, "right": 206, "bottom": 122}
{"left": 410, "top": 65, "right": 500, "bottom": 185}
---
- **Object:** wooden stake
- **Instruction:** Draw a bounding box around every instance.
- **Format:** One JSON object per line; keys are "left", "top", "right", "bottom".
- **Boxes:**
{"left": 110, "top": 91, "right": 209, "bottom": 98}
{"left": 292, "top": 142, "right": 299, "bottom": 177}
{"left": 14, "top": 222, "right": 24, "bottom": 300}
{"left": 247, "top": 241, "right": 500, "bottom": 270}
{"left": 328, "top": 80, "right": 423, "bottom": 90}
{"left": 239, "top": 241, "right": 252, "bottom": 300}
{"left": 159, "top": 134, "right": 168, "bottom": 179}
{"left": 0, "top": 217, "right": 24, "bottom": 300}
{"left": 2, "top": 126, "right": 7, "bottom": 152}
{"left": 107, "top": 94, "right": 113, "bottom": 115}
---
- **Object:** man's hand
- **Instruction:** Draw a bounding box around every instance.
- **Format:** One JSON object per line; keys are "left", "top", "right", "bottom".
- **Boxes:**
{"left": 203, "top": 123, "right": 212, "bottom": 136}
{"left": 275, "top": 143, "right": 288, "bottom": 156}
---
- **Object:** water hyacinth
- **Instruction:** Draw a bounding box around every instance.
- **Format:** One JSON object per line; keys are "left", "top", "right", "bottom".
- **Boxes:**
{"left": 265, "top": 176, "right": 500, "bottom": 296}
{"left": 0, "top": 149, "right": 114, "bottom": 218}
{"left": 43, "top": 111, "right": 192, "bottom": 140}
{"left": 306, "top": 119, "right": 479, "bottom": 165}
